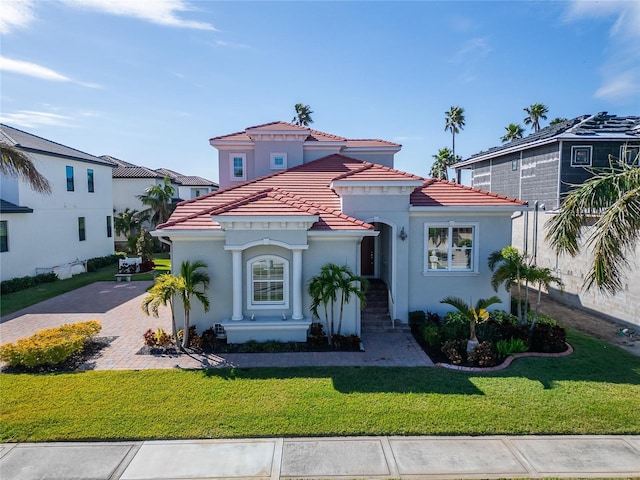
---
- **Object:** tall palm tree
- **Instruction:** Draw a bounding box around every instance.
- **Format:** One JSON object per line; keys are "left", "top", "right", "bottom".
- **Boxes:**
{"left": 114, "top": 208, "right": 148, "bottom": 237}
{"left": 528, "top": 266, "right": 563, "bottom": 332}
{"left": 430, "top": 147, "right": 457, "bottom": 180}
{"left": 292, "top": 103, "right": 314, "bottom": 126}
{"left": 137, "top": 177, "right": 176, "bottom": 227}
{"left": 523, "top": 103, "right": 549, "bottom": 132}
{"left": 0, "top": 142, "right": 51, "bottom": 194}
{"left": 444, "top": 106, "right": 465, "bottom": 163}
{"left": 440, "top": 296, "right": 502, "bottom": 352}
{"left": 141, "top": 273, "right": 185, "bottom": 343}
{"left": 488, "top": 246, "right": 530, "bottom": 325}
{"left": 177, "top": 260, "right": 210, "bottom": 348}
{"left": 501, "top": 123, "right": 525, "bottom": 143}
{"left": 546, "top": 156, "right": 640, "bottom": 294}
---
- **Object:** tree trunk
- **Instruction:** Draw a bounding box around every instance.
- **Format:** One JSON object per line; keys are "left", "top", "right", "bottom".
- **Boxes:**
{"left": 181, "top": 311, "right": 190, "bottom": 349}
{"left": 337, "top": 292, "right": 345, "bottom": 336}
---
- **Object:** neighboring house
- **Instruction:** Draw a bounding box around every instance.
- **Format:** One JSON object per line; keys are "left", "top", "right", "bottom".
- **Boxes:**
{"left": 0, "top": 124, "right": 115, "bottom": 281}
{"left": 454, "top": 112, "right": 640, "bottom": 325}
{"left": 106, "top": 156, "right": 217, "bottom": 246}
{"left": 155, "top": 168, "right": 218, "bottom": 200}
{"left": 153, "top": 121, "right": 525, "bottom": 343}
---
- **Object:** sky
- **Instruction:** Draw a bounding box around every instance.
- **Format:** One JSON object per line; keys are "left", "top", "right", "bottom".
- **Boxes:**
{"left": 1, "top": 0, "right": 639, "bottom": 184}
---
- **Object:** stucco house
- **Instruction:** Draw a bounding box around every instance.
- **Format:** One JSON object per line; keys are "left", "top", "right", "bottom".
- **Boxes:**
{"left": 153, "top": 121, "right": 526, "bottom": 343}
{"left": 0, "top": 124, "right": 116, "bottom": 281}
{"left": 454, "top": 112, "right": 640, "bottom": 325}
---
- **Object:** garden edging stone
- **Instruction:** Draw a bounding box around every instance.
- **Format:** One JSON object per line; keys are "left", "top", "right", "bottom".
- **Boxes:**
{"left": 435, "top": 342, "right": 573, "bottom": 372}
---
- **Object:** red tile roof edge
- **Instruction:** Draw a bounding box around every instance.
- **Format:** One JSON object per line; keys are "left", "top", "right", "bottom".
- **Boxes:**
{"left": 418, "top": 178, "right": 527, "bottom": 205}
{"left": 331, "top": 162, "right": 423, "bottom": 182}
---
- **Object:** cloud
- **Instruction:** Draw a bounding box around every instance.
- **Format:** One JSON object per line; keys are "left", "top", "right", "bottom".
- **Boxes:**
{"left": 0, "top": 56, "right": 102, "bottom": 88}
{"left": 61, "top": 0, "right": 216, "bottom": 30}
{"left": 565, "top": 0, "right": 640, "bottom": 103}
{"left": 215, "top": 40, "right": 250, "bottom": 49}
{"left": 453, "top": 37, "right": 492, "bottom": 63}
{"left": 0, "top": 110, "right": 73, "bottom": 128}
{"left": 0, "top": 0, "right": 35, "bottom": 34}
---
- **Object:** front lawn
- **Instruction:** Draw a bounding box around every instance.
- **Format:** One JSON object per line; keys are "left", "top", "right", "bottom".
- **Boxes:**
{"left": 2, "top": 331, "right": 639, "bottom": 442}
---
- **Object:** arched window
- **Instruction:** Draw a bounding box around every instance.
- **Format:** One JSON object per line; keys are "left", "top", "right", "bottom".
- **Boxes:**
{"left": 247, "top": 255, "right": 289, "bottom": 309}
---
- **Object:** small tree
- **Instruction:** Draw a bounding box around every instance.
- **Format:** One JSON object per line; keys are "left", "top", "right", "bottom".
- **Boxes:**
{"left": 292, "top": 103, "right": 314, "bottom": 126}
{"left": 177, "top": 260, "right": 210, "bottom": 349}
{"left": 440, "top": 296, "right": 502, "bottom": 352}
{"left": 488, "top": 246, "right": 530, "bottom": 325}
{"left": 528, "top": 265, "right": 563, "bottom": 332}
{"left": 141, "top": 274, "right": 184, "bottom": 343}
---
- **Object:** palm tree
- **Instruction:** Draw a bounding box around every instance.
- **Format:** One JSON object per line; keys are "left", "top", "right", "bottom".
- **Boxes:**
{"left": 523, "top": 103, "right": 549, "bottom": 132}
{"left": 137, "top": 177, "right": 176, "bottom": 227}
{"left": 292, "top": 103, "right": 314, "bottom": 126}
{"left": 444, "top": 106, "right": 465, "bottom": 163}
{"left": 501, "top": 123, "right": 525, "bottom": 143}
{"left": 546, "top": 155, "right": 640, "bottom": 294}
{"left": 308, "top": 263, "right": 368, "bottom": 341}
{"left": 141, "top": 273, "right": 184, "bottom": 343}
{"left": 528, "top": 266, "right": 563, "bottom": 332}
{"left": 430, "top": 147, "right": 458, "bottom": 180}
{"left": 114, "top": 208, "right": 148, "bottom": 237}
{"left": 549, "top": 117, "right": 567, "bottom": 126}
{"left": 488, "top": 246, "right": 530, "bottom": 325}
{"left": 177, "top": 260, "right": 210, "bottom": 348}
{"left": 0, "top": 142, "right": 51, "bottom": 194}
{"left": 440, "top": 296, "right": 502, "bottom": 352}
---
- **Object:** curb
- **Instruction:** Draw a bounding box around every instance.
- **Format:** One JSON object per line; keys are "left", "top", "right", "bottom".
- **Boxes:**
{"left": 435, "top": 342, "right": 574, "bottom": 372}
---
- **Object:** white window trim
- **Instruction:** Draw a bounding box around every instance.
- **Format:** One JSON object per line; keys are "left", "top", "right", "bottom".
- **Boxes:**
{"left": 230, "top": 153, "right": 246, "bottom": 181}
{"left": 423, "top": 222, "right": 479, "bottom": 275}
{"left": 570, "top": 145, "right": 592, "bottom": 167}
{"left": 246, "top": 255, "right": 289, "bottom": 310}
{"left": 270, "top": 152, "right": 287, "bottom": 170}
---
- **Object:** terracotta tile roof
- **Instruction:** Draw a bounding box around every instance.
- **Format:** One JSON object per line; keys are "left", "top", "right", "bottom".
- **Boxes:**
{"left": 158, "top": 155, "right": 524, "bottom": 233}
{"left": 346, "top": 139, "right": 401, "bottom": 148}
{"left": 411, "top": 179, "right": 527, "bottom": 207}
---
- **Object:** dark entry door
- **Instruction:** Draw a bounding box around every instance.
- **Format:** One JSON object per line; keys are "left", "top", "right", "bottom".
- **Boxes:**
{"left": 361, "top": 236, "right": 375, "bottom": 276}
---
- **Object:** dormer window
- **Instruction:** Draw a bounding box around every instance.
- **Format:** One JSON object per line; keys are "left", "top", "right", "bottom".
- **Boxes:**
{"left": 230, "top": 154, "right": 246, "bottom": 181}
{"left": 270, "top": 153, "right": 287, "bottom": 170}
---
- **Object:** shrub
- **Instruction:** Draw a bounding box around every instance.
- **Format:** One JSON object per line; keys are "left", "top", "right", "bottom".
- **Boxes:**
{"left": 489, "top": 310, "right": 518, "bottom": 325}
{"left": 441, "top": 339, "right": 465, "bottom": 365}
{"left": 143, "top": 327, "right": 173, "bottom": 347}
{"left": 408, "top": 310, "right": 427, "bottom": 332}
{"left": 530, "top": 323, "right": 567, "bottom": 353}
{"left": 426, "top": 311, "right": 441, "bottom": 325}
{"left": 468, "top": 341, "right": 498, "bottom": 367}
{"left": 308, "top": 322, "right": 327, "bottom": 348}
{"left": 477, "top": 319, "right": 503, "bottom": 344}
{"left": 495, "top": 337, "right": 529, "bottom": 358}
{"left": 422, "top": 323, "right": 440, "bottom": 348}
{"left": 511, "top": 297, "right": 530, "bottom": 316}
{"left": 440, "top": 312, "right": 469, "bottom": 341}
{"left": 1, "top": 272, "right": 59, "bottom": 295}
{"left": 0, "top": 320, "right": 101, "bottom": 368}
{"left": 200, "top": 327, "right": 217, "bottom": 351}
{"left": 331, "top": 334, "right": 362, "bottom": 350}
{"left": 177, "top": 326, "right": 201, "bottom": 349}
{"left": 86, "top": 254, "right": 124, "bottom": 272}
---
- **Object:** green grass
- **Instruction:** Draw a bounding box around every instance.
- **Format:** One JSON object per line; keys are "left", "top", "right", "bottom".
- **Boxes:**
{"left": 0, "top": 255, "right": 171, "bottom": 317}
{"left": 2, "top": 330, "right": 639, "bottom": 442}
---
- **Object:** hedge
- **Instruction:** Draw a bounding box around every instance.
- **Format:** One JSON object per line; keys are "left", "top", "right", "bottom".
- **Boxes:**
{"left": 0, "top": 272, "right": 58, "bottom": 295}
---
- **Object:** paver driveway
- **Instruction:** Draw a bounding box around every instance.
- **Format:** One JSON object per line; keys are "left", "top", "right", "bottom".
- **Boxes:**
{"left": 0, "top": 281, "right": 433, "bottom": 370}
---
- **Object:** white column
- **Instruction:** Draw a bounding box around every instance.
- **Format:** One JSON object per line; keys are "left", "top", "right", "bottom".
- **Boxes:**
{"left": 292, "top": 249, "right": 303, "bottom": 320}
{"left": 231, "top": 249, "right": 243, "bottom": 320}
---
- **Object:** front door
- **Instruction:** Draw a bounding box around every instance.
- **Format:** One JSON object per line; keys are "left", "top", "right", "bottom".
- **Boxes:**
{"left": 361, "top": 236, "right": 375, "bottom": 276}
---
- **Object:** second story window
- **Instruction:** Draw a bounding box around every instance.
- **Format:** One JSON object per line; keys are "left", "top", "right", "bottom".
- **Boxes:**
{"left": 270, "top": 153, "right": 287, "bottom": 170}
{"left": 620, "top": 145, "right": 639, "bottom": 165}
{"left": 66, "top": 166, "right": 75, "bottom": 191}
{"left": 230, "top": 154, "right": 246, "bottom": 181}
{"left": 571, "top": 146, "right": 592, "bottom": 167}
{"left": 87, "top": 169, "right": 94, "bottom": 193}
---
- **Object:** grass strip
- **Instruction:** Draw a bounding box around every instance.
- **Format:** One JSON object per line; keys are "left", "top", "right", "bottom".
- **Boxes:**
{"left": 2, "top": 331, "right": 639, "bottom": 442}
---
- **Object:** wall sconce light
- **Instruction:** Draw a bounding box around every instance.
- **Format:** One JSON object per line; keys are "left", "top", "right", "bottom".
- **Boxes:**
{"left": 399, "top": 227, "right": 407, "bottom": 241}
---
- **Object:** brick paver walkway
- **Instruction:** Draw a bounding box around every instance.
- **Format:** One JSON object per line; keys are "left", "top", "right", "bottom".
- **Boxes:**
{"left": 0, "top": 282, "right": 433, "bottom": 370}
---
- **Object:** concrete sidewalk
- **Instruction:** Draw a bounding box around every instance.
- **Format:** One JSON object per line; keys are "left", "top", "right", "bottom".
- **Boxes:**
{"left": 1, "top": 435, "right": 639, "bottom": 479}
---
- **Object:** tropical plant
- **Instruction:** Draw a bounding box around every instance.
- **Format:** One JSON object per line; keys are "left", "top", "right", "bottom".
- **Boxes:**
{"left": 501, "top": 123, "right": 525, "bottom": 143}
{"left": 488, "top": 246, "right": 530, "bottom": 325}
{"left": 0, "top": 141, "right": 51, "bottom": 194}
{"left": 141, "top": 273, "right": 184, "bottom": 342}
{"left": 308, "top": 263, "right": 368, "bottom": 342}
{"left": 176, "top": 260, "right": 210, "bottom": 348}
{"left": 430, "top": 147, "right": 459, "bottom": 180}
{"left": 439, "top": 296, "right": 502, "bottom": 352}
{"left": 444, "top": 106, "right": 465, "bottom": 163}
{"left": 137, "top": 177, "right": 177, "bottom": 227}
{"left": 549, "top": 117, "right": 567, "bottom": 126}
{"left": 292, "top": 103, "right": 314, "bottom": 126}
{"left": 135, "top": 227, "right": 155, "bottom": 262}
{"left": 114, "top": 208, "right": 148, "bottom": 237}
{"left": 528, "top": 266, "right": 563, "bottom": 331}
{"left": 546, "top": 152, "right": 640, "bottom": 294}
{"left": 523, "top": 103, "right": 549, "bottom": 132}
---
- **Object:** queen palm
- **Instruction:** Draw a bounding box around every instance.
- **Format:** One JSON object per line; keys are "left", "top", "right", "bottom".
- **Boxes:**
{"left": 523, "top": 103, "right": 549, "bottom": 132}
{"left": 528, "top": 266, "right": 563, "bottom": 331}
{"left": 1, "top": 142, "right": 51, "bottom": 194}
{"left": 137, "top": 177, "right": 176, "bottom": 227}
{"left": 292, "top": 103, "right": 314, "bottom": 126}
{"left": 488, "top": 246, "right": 530, "bottom": 325}
{"left": 177, "top": 260, "right": 210, "bottom": 348}
{"left": 546, "top": 155, "right": 640, "bottom": 294}
{"left": 440, "top": 296, "right": 502, "bottom": 352}
{"left": 141, "top": 273, "right": 184, "bottom": 343}
{"left": 430, "top": 147, "right": 456, "bottom": 180}
{"left": 501, "top": 123, "right": 525, "bottom": 143}
{"left": 444, "top": 106, "right": 465, "bottom": 163}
